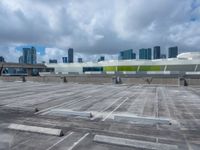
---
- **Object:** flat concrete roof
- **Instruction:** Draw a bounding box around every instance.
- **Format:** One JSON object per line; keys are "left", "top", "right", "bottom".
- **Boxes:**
{"left": 0, "top": 81, "right": 200, "bottom": 149}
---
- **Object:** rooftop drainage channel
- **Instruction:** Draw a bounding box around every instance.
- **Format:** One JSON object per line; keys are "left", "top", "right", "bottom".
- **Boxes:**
{"left": 93, "top": 135, "right": 178, "bottom": 150}
{"left": 114, "top": 115, "right": 172, "bottom": 125}
{"left": 8, "top": 124, "right": 64, "bottom": 137}
{"left": 45, "top": 109, "right": 93, "bottom": 118}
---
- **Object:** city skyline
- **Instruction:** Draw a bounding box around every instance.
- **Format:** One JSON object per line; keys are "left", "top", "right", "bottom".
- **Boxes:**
{"left": 0, "top": 0, "right": 200, "bottom": 62}
{"left": 0, "top": 45, "right": 182, "bottom": 63}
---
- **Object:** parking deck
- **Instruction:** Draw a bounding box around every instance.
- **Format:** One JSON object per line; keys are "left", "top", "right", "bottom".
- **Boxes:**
{"left": 0, "top": 81, "right": 200, "bottom": 150}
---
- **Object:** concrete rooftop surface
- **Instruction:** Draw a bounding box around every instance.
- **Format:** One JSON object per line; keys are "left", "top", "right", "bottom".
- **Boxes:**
{"left": 0, "top": 81, "right": 200, "bottom": 150}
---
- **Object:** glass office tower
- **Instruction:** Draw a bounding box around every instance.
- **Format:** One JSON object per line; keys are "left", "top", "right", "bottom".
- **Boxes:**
{"left": 78, "top": 58, "right": 83, "bottom": 63}
{"left": 168, "top": 46, "right": 178, "bottom": 58}
{"left": 139, "top": 48, "right": 152, "bottom": 60}
{"left": 23, "top": 47, "right": 37, "bottom": 64}
{"left": 153, "top": 46, "right": 161, "bottom": 59}
{"left": 68, "top": 48, "right": 74, "bottom": 63}
{"left": 98, "top": 56, "right": 105, "bottom": 62}
{"left": 0, "top": 56, "right": 5, "bottom": 62}
{"left": 62, "top": 57, "right": 68, "bottom": 63}
{"left": 119, "top": 49, "right": 136, "bottom": 60}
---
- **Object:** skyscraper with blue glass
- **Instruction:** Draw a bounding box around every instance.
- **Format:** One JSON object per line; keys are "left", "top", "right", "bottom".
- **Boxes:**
{"left": 22, "top": 47, "right": 37, "bottom": 64}
{"left": 139, "top": 48, "right": 152, "bottom": 60}
{"left": 98, "top": 56, "right": 105, "bottom": 62}
{"left": 119, "top": 49, "right": 136, "bottom": 60}
{"left": 78, "top": 58, "right": 83, "bottom": 63}
{"left": 0, "top": 56, "right": 5, "bottom": 62}
{"left": 168, "top": 46, "right": 178, "bottom": 58}
{"left": 153, "top": 46, "right": 161, "bottom": 59}
{"left": 62, "top": 57, "right": 68, "bottom": 63}
{"left": 68, "top": 48, "right": 74, "bottom": 63}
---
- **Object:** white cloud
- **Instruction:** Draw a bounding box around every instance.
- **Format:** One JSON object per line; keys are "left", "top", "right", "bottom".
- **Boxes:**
{"left": 0, "top": 0, "right": 199, "bottom": 62}
{"left": 39, "top": 48, "right": 68, "bottom": 63}
{"left": 169, "top": 22, "right": 200, "bottom": 47}
{"left": 0, "top": 46, "right": 21, "bottom": 62}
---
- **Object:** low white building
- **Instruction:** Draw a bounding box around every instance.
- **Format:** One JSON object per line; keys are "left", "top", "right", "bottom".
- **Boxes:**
{"left": 46, "top": 56, "right": 200, "bottom": 74}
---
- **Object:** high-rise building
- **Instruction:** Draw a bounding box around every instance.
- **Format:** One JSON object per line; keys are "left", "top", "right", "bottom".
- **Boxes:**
{"left": 147, "top": 48, "right": 152, "bottom": 60}
{"left": 78, "top": 58, "right": 83, "bottom": 63}
{"left": 139, "top": 48, "right": 152, "bottom": 60}
{"left": 22, "top": 47, "right": 37, "bottom": 64}
{"left": 139, "top": 49, "right": 145, "bottom": 59}
{"left": 19, "top": 56, "right": 23, "bottom": 64}
{"left": 49, "top": 59, "right": 57, "bottom": 64}
{"left": 0, "top": 56, "right": 5, "bottom": 62}
{"left": 62, "top": 57, "right": 68, "bottom": 63}
{"left": 153, "top": 46, "right": 161, "bottom": 59}
{"left": 68, "top": 48, "right": 74, "bottom": 63}
{"left": 132, "top": 53, "right": 136, "bottom": 59}
{"left": 168, "top": 46, "right": 178, "bottom": 58}
{"left": 119, "top": 49, "right": 136, "bottom": 60}
{"left": 98, "top": 56, "right": 105, "bottom": 62}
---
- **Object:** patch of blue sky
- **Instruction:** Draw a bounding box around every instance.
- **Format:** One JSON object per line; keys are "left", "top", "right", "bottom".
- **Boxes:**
{"left": 16, "top": 45, "right": 45, "bottom": 55}
{"left": 190, "top": 17, "right": 196, "bottom": 22}
{"left": 190, "top": 0, "right": 200, "bottom": 22}
{"left": 191, "top": 0, "right": 200, "bottom": 9}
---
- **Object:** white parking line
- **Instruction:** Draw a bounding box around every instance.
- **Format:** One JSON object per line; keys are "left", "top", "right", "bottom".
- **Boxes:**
{"left": 11, "top": 138, "right": 31, "bottom": 150}
{"left": 102, "top": 97, "right": 129, "bottom": 121}
{"left": 91, "top": 97, "right": 123, "bottom": 120}
{"left": 68, "top": 133, "right": 89, "bottom": 150}
{"left": 46, "top": 132, "right": 74, "bottom": 150}
{"left": 183, "top": 134, "right": 193, "bottom": 150}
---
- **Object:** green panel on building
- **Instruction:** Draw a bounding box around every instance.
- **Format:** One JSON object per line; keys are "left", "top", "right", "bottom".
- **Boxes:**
{"left": 139, "top": 66, "right": 162, "bottom": 71}
{"left": 103, "top": 66, "right": 116, "bottom": 71}
{"left": 117, "top": 66, "right": 138, "bottom": 71}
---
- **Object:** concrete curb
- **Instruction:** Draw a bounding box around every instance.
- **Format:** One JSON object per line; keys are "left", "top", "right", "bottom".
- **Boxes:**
{"left": 8, "top": 124, "right": 64, "bottom": 137}
{"left": 114, "top": 115, "right": 171, "bottom": 125}
{"left": 48, "top": 109, "right": 92, "bottom": 118}
{"left": 1, "top": 106, "right": 39, "bottom": 113}
{"left": 93, "top": 135, "right": 178, "bottom": 150}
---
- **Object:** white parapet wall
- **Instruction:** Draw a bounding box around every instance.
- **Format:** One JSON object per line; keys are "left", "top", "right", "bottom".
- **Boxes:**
{"left": 147, "top": 71, "right": 171, "bottom": 75}
{"left": 84, "top": 71, "right": 102, "bottom": 74}
{"left": 186, "top": 71, "right": 200, "bottom": 75}
{"left": 106, "top": 71, "right": 115, "bottom": 74}
{"left": 123, "top": 71, "right": 137, "bottom": 74}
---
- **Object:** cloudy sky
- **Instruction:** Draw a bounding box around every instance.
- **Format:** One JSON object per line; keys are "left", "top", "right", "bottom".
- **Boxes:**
{"left": 0, "top": 0, "right": 200, "bottom": 62}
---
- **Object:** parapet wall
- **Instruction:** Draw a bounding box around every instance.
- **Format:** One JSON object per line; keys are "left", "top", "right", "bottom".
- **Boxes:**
{"left": 0, "top": 75, "right": 199, "bottom": 86}
{"left": 122, "top": 77, "right": 179, "bottom": 85}
{"left": 186, "top": 78, "right": 200, "bottom": 86}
